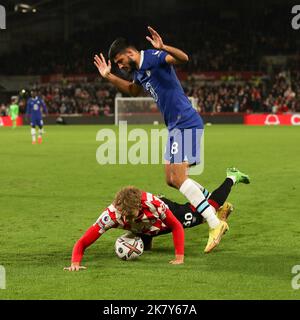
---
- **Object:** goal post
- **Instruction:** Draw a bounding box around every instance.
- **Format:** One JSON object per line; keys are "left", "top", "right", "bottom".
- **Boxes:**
{"left": 115, "top": 96, "right": 198, "bottom": 125}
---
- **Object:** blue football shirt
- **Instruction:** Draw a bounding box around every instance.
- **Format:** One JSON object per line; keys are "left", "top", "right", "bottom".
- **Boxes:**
{"left": 26, "top": 97, "right": 48, "bottom": 119}
{"left": 133, "top": 49, "right": 203, "bottom": 130}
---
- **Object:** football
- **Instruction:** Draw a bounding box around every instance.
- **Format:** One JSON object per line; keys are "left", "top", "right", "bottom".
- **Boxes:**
{"left": 115, "top": 235, "right": 144, "bottom": 261}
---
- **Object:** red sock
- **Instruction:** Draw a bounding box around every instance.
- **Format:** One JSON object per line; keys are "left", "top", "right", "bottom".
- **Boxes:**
{"left": 208, "top": 199, "right": 220, "bottom": 211}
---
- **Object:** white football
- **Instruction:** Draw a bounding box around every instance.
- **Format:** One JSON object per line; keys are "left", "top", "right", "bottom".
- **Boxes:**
{"left": 115, "top": 235, "right": 144, "bottom": 261}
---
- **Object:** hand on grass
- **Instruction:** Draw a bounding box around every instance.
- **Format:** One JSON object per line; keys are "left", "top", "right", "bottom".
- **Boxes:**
{"left": 64, "top": 262, "right": 87, "bottom": 271}
{"left": 169, "top": 255, "right": 184, "bottom": 265}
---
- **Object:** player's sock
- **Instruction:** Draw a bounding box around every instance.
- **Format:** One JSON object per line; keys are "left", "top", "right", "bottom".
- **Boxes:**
{"left": 189, "top": 179, "right": 210, "bottom": 199}
{"left": 208, "top": 178, "right": 234, "bottom": 210}
{"left": 227, "top": 175, "right": 237, "bottom": 184}
{"left": 140, "top": 234, "right": 153, "bottom": 251}
{"left": 179, "top": 179, "right": 220, "bottom": 229}
{"left": 31, "top": 128, "right": 36, "bottom": 143}
{"left": 38, "top": 129, "right": 43, "bottom": 143}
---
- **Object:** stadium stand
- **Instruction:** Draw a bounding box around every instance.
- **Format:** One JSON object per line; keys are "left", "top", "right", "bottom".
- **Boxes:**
{"left": 0, "top": 2, "right": 299, "bottom": 115}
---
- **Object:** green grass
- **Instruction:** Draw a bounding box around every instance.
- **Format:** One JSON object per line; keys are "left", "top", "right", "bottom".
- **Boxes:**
{"left": 0, "top": 124, "right": 300, "bottom": 300}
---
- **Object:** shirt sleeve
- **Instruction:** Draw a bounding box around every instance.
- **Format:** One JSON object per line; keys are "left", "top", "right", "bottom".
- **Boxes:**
{"left": 150, "top": 195, "right": 184, "bottom": 255}
{"left": 149, "top": 50, "right": 168, "bottom": 67}
{"left": 71, "top": 224, "right": 101, "bottom": 263}
{"left": 71, "top": 208, "right": 117, "bottom": 263}
{"left": 133, "top": 75, "right": 141, "bottom": 86}
{"left": 40, "top": 99, "right": 48, "bottom": 113}
{"left": 162, "top": 208, "right": 185, "bottom": 256}
{"left": 25, "top": 100, "right": 31, "bottom": 115}
{"left": 94, "top": 207, "right": 118, "bottom": 234}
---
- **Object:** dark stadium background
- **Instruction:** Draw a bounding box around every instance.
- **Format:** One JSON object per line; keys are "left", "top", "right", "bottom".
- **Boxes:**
{"left": 0, "top": 0, "right": 299, "bottom": 124}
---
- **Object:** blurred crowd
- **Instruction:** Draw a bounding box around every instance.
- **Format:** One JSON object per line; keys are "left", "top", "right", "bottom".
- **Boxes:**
{"left": 1, "top": 81, "right": 115, "bottom": 116}
{"left": 184, "top": 71, "right": 300, "bottom": 113}
{"left": 1, "top": 79, "right": 117, "bottom": 116}
{"left": 1, "top": 71, "right": 299, "bottom": 116}
{"left": 0, "top": 7, "right": 299, "bottom": 117}
{"left": 31, "top": 79, "right": 116, "bottom": 116}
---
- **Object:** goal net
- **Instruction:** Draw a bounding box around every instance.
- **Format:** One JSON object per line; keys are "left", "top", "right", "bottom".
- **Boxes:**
{"left": 115, "top": 96, "right": 198, "bottom": 125}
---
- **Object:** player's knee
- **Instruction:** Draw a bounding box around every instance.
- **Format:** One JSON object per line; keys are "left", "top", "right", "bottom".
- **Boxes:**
{"left": 172, "top": 176, "right": 184, "bottom": 189}
{"left": 141, "top": 235, "right": 153, "bottom": 251}
{"left": 166, "top": 174, "right": 183, "bottom": 189}
{"left": 165, "top": 175, "right": 175, "bottom": 188}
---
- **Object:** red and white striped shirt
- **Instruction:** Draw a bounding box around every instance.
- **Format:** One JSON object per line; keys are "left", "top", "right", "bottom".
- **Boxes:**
{"left": 95, "top": 192, "right": 171, "bottom": 236}
{"left": 71, "top": 191, "right": 184, "bottom": 263}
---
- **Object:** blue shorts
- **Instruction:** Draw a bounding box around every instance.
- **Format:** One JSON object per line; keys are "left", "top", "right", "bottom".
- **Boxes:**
{"left": 164, "top": 127, "right": 203, "bottom": 165}
{"left": 31, "top": 117, "right": 43, "bottom": 127}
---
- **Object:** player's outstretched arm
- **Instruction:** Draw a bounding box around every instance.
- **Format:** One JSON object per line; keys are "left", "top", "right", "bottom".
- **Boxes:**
{"left": 24, "top": 101, "right": 31, "bottom": 123}
{"left": 64, "top": 207, "right": 117, "bottom": 271}
{"left": 162, "top": 209, "right": 185, "bottom": 265}
{"left": 94, "top": 53, "right": 142, "bottom": 96}
{"left": 64, "top": 224, "right": 101, "bottom": 272}
{"left": 146, "top": 26, "right": 189, "bottom": 65}
{"left": 25, "top": 100, "right": 30, "bottom": 115}
{"left": 41, "top": 99, "right": 48, "bottom": 115}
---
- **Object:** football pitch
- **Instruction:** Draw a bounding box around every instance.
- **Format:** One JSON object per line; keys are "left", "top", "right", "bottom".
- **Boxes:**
{"left": 0, "top": 124, "right": 300, "bottom": 300}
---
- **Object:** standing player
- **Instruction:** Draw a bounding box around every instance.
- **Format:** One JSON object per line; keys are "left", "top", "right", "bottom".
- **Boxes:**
{"left": 94, "top": 26, "right": 250, "bottom": 253}
{"left": 8, "top": 96, "right": 19, "bottom": 129}
{"left": 26, "top": 90, "right": 48, "bottom": 144}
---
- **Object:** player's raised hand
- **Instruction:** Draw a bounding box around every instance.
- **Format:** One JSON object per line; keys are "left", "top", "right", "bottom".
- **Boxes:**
{"left": 63, "top": 262, "right": 87, "bottom": 272}
{"left": 146, "top": 26, "right": 164, "bottom": 50}
{"left": 94, "top": 53, "right": 111, "bottom": 78}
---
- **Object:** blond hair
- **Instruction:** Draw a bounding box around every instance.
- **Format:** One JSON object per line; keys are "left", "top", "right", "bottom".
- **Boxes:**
{"left": 113, "top": 186, "right": 142, "bottom": 217}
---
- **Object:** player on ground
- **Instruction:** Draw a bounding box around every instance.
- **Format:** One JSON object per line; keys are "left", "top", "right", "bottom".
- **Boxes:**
{"left": 26, "top": 90, "right": 48, "bottom": 144}
{"left": 93, "top": 26, "right": 250, "bottom": 253}
{"left": 64, "top": 167, "right": 249, "bottom": 271}
{"left": 8, "top": 96, "right": 19, "bottom": 129}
